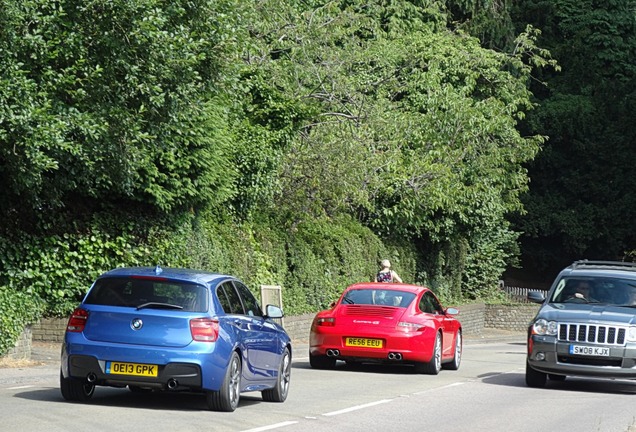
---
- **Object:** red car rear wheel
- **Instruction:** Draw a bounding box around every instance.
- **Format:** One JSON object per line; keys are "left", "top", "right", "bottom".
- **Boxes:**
{"left": 443, "top": 330, "right": 462, "bottom": 371}
{"left": 414, "top": 332, "right": 442, "bottom": 375}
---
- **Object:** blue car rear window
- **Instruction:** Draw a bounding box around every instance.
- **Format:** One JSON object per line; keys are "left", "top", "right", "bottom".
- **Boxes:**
{"left": 85, "top": 277, "right": 208, "bottom": 312}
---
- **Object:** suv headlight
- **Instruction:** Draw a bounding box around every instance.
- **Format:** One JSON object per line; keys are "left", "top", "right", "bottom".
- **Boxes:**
{"left": 627, "top": 327, "right": 636, "bottom": 342}
{"left": 532, "top": 318, "right": 558, "bottom": 336}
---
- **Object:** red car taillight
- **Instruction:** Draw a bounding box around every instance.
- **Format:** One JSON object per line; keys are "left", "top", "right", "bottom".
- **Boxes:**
{"left": 397, "top": 321, "right": 425, "bottom": 332}
{"left": 314, "top": 317, "right": 335, "bottom": 327}
{"left": 66, "top": 308, "right": 89, "bottom": 332}
{"left": 190, "top": 318, "right": 219, "bottom": 342}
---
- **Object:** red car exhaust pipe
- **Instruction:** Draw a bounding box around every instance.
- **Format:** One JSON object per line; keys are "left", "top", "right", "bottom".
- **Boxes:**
{"left": 388, "top": 352, "right": 402, "bottom": 361}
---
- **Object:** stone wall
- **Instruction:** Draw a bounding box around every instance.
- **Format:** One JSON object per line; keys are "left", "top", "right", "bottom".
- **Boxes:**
{"left": 3, "top": 303, "right": 538, "bottom": 361}
{"left": 28, "top": 303, "right": 537, "bottom": 342}
{"left": 2, "top": 325, "right": 32, "bottom": 360}
{"left": 282, "top": 313, "right": 315, "bottom": 342}
{"left": 454, "top": 303, "right": 486, "bottom": 336}
{"left": 485, "top": 304, "right": 540, "bottom": 331}
{"left": 32, "top": 318, "right": 67, "bottom": 343}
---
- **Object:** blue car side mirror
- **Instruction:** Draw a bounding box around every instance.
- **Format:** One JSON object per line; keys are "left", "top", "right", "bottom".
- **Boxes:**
{"left": 265, "top": 304, "right": 284, "bottom": 319}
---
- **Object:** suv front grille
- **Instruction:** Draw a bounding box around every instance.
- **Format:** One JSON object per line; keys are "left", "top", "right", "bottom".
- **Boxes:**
{"left": 558, "top": 323, "right": 626, "bottom": 346}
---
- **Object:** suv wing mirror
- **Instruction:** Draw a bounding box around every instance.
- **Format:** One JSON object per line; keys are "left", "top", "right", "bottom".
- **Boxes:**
{"left": 527, "top": 291, "right": 546, "bottom": 304}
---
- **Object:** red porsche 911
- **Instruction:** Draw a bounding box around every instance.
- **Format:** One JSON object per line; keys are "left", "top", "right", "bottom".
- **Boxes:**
{"left": 309, "top": 282, "right": 462, "bottom": 374}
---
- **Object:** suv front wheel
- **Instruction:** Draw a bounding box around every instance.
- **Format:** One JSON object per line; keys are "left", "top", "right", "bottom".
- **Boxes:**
{"left": 525, "top": 362, "right": 547, "bottom": 388}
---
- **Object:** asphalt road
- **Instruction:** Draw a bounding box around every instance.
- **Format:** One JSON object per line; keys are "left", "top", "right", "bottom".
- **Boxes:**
{"left": 2, "top": 333, "right": 636, "bottom": 432}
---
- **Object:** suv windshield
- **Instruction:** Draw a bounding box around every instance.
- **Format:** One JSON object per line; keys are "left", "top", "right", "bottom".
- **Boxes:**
{"left": 84, "top": 276, "right": 208, "bottom": 312}
{"left": 549, "top": 276, "right": 636, "bottom": 306}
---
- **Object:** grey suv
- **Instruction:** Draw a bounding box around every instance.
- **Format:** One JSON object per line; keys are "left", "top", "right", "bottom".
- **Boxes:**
{"left": 526, "top": 260, "right": 636, "bottom": 387}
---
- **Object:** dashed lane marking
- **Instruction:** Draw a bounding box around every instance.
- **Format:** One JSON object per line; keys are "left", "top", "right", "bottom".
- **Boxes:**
{"left": 323, "top": 399, "right": 393, "bottom": 416}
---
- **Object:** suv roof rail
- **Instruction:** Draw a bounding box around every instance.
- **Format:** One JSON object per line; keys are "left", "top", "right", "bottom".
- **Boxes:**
{"left": 572, "top": 260, "right": 636, "bottom": 270}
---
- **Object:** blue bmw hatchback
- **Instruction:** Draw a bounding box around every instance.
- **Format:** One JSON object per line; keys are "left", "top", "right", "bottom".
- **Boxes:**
{"left": 60, "top": 266, "right": 292, "bottom": 411}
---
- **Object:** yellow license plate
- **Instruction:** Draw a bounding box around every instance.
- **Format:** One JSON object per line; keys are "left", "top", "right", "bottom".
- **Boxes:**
{"left": 106, "top": 361, "right": 158, "bottom": 377}
{"left": 345, "top": 337, "right": 383, "bottom": 348}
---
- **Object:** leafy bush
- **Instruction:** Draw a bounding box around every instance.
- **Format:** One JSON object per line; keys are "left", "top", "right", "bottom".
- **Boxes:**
{"left": 0, "top": 287, "right": 45, "bottom": 355}
{"left": 0, "top": 226, "right": 189, "bottom": 316}
{"left": 284, "top": 215, "right": 418, "bottom": 313}
{"left": 178, "top": 212, "right": 386, "bottom": 314}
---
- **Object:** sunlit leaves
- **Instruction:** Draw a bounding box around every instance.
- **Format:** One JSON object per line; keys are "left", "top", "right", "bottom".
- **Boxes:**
{"left": 241, "top": 0, "right": 551, "bottom": 296}
{"left": 0, "top": 0, "right": 240, "bottom": 223}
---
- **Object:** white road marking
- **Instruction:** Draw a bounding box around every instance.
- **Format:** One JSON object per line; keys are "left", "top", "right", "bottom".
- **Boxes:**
{"left": 241, "top": 421, "right": 299, "bottom": 432}
{"left": 7, "top": 385, "right": 35, "bottom": 390}
{"left": 413, "top": 381, "right": 465, "bottom": 395}
{"left": 323, "top": 399, "right": 393, "bottom": 416}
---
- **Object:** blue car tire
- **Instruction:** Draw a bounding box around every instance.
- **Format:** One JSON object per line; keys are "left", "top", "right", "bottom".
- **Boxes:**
{"left": 262, "top": 347, "right": 291, "bottom": 402}
{"left": 206, "top": 351, "right": 241, "bottom": 412}
{"left": 60, "top": 370, "right": 95, "bottom": 401}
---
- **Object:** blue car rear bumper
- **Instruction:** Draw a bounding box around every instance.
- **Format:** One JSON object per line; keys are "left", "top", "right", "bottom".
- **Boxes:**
{"left": 62, "top": 336, "right": 229, "bottom": 392}
{"left": 65, "top": 353, "right": 203, "bottom": 390}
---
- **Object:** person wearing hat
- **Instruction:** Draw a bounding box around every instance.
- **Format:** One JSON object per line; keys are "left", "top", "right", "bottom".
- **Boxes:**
{"left": 376, "top": 259, "right": 403, "bottom": 283}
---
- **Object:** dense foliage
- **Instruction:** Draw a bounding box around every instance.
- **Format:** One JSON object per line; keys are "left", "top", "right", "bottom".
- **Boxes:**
{"left": 240, "top": 0, "right": 554, "bottom": 297}
{"left": 5, "top": 0, "right": 630, "bottom": 354}
{"left": 0, "top": 288, "right": 45, "bottom": 355}
{"left": 508, "top": 0, "right": 636, "bottom": 276}
{"left": 0, "top": 0, "right": 238, "bottom": 226}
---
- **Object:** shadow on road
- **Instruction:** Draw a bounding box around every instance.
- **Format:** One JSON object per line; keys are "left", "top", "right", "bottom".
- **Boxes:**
{"left": 292, "top": 359, "right": 435, "bottom": 375}
{"left": 480, "top": 371, "right": 636, "bottom": 395}
{"left": 12, "top": 386, "right": 268, "bottom": 411}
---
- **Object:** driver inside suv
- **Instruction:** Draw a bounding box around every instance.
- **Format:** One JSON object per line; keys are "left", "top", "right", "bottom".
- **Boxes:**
{"left": 559, "top": 279, "right": 598, "bottom": 303}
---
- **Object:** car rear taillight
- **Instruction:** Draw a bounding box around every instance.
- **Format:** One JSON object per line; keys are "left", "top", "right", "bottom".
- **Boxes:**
{"left": 397, "top": 321, "right": 425, "bottom": 332}
{"left": 315, "top": 317, "right": 335, "bottom": 327}
{"left": 66, "top": 308, "right": 89, "bottom": 332}
{"left": 190, "top": 318, "right": 219, "bottom": 342}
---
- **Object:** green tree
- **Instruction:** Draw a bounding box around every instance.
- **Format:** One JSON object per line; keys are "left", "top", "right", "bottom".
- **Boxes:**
{"left": 243, "top": 0, "right": 555, "bottom": 296}
{"left": 445, "top": 0, "right": 517, "bottom": 49}
{"left": 0, "top": 0, "right": 567, "bottom": 328}
{"left": 511, "top": 0, "right": 636, "bottom": 274}
{"left": 0, "top": 0, "right": 240, "bottom": 231}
